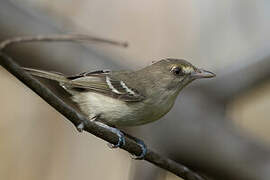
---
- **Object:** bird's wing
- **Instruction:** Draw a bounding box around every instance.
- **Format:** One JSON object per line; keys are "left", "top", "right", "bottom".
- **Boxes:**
{"left": 64, "top": 70, "right": 145, "bottom": 102}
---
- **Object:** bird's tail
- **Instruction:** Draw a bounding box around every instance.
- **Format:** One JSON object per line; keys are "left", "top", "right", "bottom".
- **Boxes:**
{"left": 23, "top": 67, "right": 68, "bottom": 83}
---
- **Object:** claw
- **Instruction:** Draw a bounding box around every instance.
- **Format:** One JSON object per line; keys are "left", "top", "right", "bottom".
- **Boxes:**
{"left": 76, "top": 122, "right": 84, "bottom": 132}
{"left": 94, "top": 121, "right": 126, "bottom": 148}
{"left": 107, "top": 130, "right": 125, "bottom": 148}
{"left": 122, "top": 132, "right": 147, "bottom": 159}
{"left": 130, "top": 138, "right": 147, "bottom": 160}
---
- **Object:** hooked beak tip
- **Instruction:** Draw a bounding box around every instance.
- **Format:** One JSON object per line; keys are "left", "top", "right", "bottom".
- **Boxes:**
{"left": 192, "top": 69, "right": 216, "bottom": 79}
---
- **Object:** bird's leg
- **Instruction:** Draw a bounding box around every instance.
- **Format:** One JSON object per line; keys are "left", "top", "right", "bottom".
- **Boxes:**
{"left": 94, "top": 121, "right": 126, "bottom": 148}
{"left": 76, "top": 119, "right": 145, "bottom": 159}
{"left": 76, "top": 117, "right": 125, "bottom": 148}
{"left": 122, "top": 132, "right": 147, "bottom": 160}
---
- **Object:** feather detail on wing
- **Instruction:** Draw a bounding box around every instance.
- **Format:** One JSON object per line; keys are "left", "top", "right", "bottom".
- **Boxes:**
{"left": 23, "top": 67, "right": 145, "bottom": 102}
{"left": 65, "top": 70, "right": 145, "bottom": 102}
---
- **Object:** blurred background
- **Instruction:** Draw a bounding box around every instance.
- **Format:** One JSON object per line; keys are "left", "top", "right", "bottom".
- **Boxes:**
{"left": 1, "top": 0, "right": 270, "bottom": 180}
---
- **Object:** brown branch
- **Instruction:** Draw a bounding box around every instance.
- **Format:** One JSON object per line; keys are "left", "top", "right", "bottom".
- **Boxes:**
{"left": 0, "top": 35, "right": 205, "bottom": 180}
{"left": 0, "top": 34, "right": 128, "bottom": 50}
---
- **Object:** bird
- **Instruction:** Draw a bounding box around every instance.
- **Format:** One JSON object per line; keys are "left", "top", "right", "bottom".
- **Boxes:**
{"left": 23, "top": 58, "right": 215, "bottom": 159}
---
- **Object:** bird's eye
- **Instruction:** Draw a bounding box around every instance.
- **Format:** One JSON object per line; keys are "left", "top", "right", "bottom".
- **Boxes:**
{"left": 171, "top": 66, "right": 184, "bottom": 76}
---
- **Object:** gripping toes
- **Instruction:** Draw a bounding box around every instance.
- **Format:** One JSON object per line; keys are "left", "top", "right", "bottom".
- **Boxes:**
{"left": 122, "top": 132, "right": 147, "bottom": 159}
{"left": 130, "top": 137, "right": 147, "bottom": 159}
{"left": 94, "top": 121, "right": 126, "bottom": 148}
{"left": 107, "top": 129, "right": 126, "bottom": 148}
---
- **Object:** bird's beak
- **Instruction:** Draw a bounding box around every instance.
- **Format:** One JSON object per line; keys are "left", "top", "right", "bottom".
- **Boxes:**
{"left": 191, "top": 68, "right": 216, "bottom": 79}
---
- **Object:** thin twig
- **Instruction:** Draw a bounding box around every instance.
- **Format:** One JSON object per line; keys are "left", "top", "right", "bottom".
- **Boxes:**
{"left": 0, "top": 34, "right": 128, "bottom": 51}
{"left": 0, "top": 35, "right": 205, "bottom": 180}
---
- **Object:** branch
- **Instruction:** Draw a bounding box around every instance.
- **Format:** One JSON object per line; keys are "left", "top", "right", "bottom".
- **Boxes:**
{"left": 0, "top": 36, "right": 205, "bottom": 180}
{"left": 0, "top": 34, "right": 128, "bottom": 50}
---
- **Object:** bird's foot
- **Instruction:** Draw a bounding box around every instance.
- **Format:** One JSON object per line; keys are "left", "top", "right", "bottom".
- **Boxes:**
{"left": 131, "top": 138, "right": 147, "bottom": 160}
{"left": 94, "top": 121, "right": 126, "bottom": 148}
{"left": 77, "top": 121, "right": 146, "bottom": 159}
{"left": 123, "top": 133, "right": 147, "bottom": 160}
{"left": 107, "top": 129, "right": 125, "bottom": 148}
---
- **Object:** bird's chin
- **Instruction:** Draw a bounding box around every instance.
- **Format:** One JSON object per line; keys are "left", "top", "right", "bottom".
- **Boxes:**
{"left": 177, "top": 77, "right": 195, "bottom": 91}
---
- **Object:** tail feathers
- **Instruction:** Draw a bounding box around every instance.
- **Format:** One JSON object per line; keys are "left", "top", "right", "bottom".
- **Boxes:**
{"left": 23, "top": 67, "right": 68, "bottom": 83}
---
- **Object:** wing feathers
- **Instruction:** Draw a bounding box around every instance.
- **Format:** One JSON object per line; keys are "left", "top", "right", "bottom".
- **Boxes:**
{"left": 24, "top": 67, "right": 145, "bottom": 102}
{"left": 23, "top": 67, "right": 67, "bottom": 82}
{"left": 67, "top": 74, "right": 145, "bottom": 101}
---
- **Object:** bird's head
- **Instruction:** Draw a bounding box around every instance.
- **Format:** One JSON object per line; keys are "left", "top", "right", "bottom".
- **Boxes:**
{"left": 143, "top": 58, "right": 216, "bottom": 93}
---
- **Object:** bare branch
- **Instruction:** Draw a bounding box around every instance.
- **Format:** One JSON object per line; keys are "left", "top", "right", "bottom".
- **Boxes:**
{"left": 0, "top": 52, "right": 205, "bottom": 180}
{"left": 0, "top": 34, "right": 128, "bottom": 51}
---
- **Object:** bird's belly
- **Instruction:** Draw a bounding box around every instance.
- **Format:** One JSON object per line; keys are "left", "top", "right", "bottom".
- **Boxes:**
{"left": 72, "top": 92, "right": 174, "bottom": 127}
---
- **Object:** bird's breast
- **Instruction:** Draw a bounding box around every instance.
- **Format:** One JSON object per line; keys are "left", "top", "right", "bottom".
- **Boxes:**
{"left": 72, "top": 91, "right": 177, "bottom": 127}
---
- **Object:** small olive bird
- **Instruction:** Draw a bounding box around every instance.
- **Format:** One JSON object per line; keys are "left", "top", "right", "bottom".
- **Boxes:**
{"left": 24, "top": 58, "right": 215, "bottom": 158}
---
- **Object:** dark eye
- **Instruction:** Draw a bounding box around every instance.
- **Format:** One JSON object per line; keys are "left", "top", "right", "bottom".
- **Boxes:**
{"left": 171, "top": 66, "right": 184, "bottom": 76}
